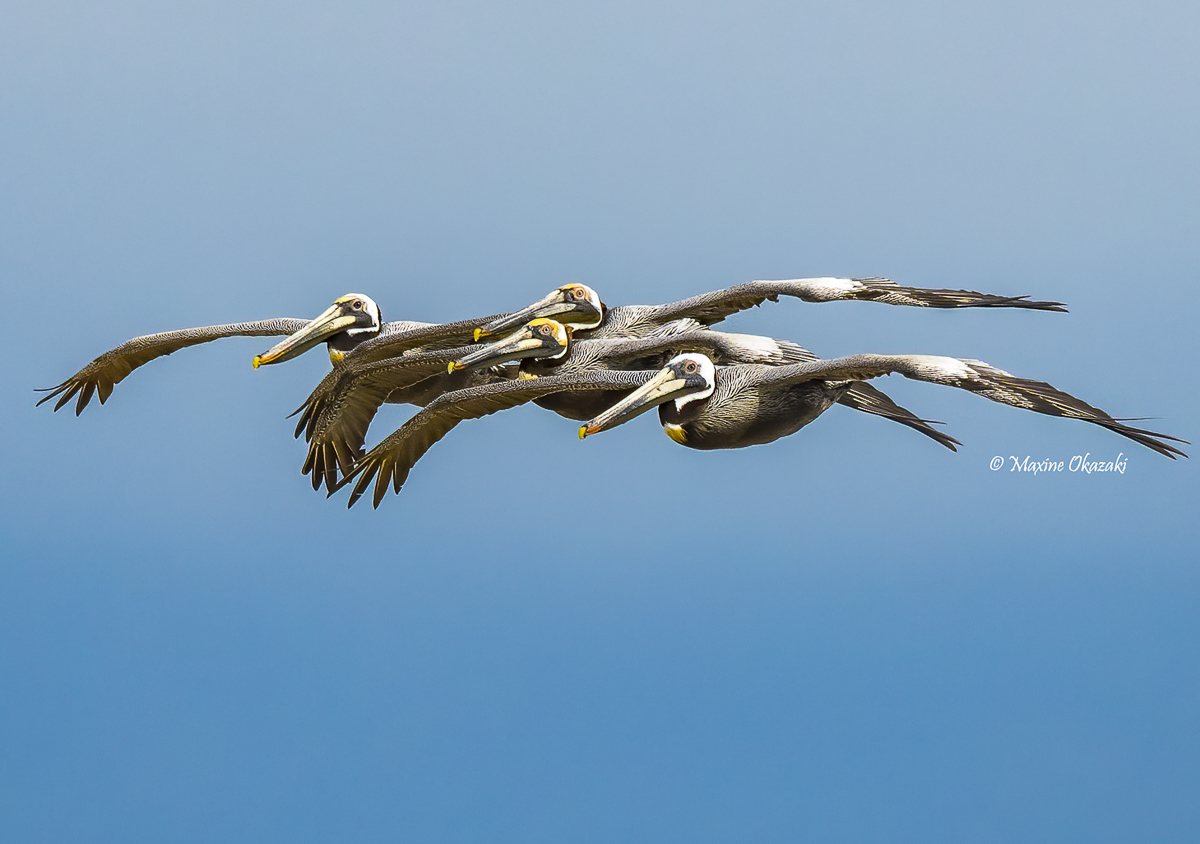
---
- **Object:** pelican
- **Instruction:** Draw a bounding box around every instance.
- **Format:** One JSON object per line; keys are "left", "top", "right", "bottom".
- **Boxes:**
{"left": 451, "top": 318, "right": 960, "bottom": 446}
{"left": 337, "top": 324, "right": 967, "bottom": 508}
{"left": 36, "top": 293, "right": 397, "bottom": 414}
{"left": 579, "top": 353, "right": 1188, "bottom": 460}
{"left": 473, "top": 278, "right": 1067, "bottom": 341}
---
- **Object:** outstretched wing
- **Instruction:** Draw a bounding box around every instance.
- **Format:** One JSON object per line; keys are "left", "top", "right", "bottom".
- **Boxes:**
{"left": 341, "top": 313, "right": 510, "bottom": 366}
{"left": 340, "top": 369, "right": 657, "bottom": 508}
{"left": 757, "top": 354, "right": 1186, "bottom": 458}
{"left": 36, "top": 318, "right": 312, "bottom": 415}
{"left": 639, "top": 278, "right": 1067, "bottom": 327}
{"left": 292, "top": 316, "right": 520, "bottom": 492}
{"left": 295, "top": 349, "right": 494, "bottom": 493}
{"left": 568, "top": 329, "right": 827, "bottom": 369}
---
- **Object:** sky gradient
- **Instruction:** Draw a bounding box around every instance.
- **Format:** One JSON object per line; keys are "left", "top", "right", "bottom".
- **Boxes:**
{"left": 3, "top": 2, "right": 1197, "bottom": 841}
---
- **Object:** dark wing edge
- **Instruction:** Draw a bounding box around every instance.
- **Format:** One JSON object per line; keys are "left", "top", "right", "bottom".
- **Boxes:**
{"left": 760, "top": 354, "right": 1186, "bottom": 459}
{"left": 838, "top": 383, "right": 961, "bottom": 451}
{"left": 299, "top": 354, "right": 463, "bottom": 493}
{"left": 643, "top": 278, "right": 1066, "bottom": 327}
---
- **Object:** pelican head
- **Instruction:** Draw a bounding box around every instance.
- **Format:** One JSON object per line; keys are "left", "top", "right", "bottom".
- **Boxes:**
{"left": 253, "top": 294, "right": 382, "bottom": 367}
{"left": 450, "top": 318, "right": 570, "bottom": 373}
{"left": 579, "top": 353, "right": 716, "bottom": 440}
{"left": 473, "top": 284, "right": 604, "bottom": 341}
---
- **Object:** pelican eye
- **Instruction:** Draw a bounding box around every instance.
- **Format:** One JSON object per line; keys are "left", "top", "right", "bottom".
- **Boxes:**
{"left": 572, "top": 287, "right": 587, "bottom": 300}
{"left": 351, "top": 300, "right": 363, "bottom": 310}
{"left": 683, "top": 361, "right": 699, "bottom": 374}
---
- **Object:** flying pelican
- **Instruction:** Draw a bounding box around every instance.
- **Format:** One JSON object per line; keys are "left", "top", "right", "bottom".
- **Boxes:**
{"left": 473, "top": 278, "right": 1067, "bottom": 342}
{"left": 36, "top": 294, "right": 401, "bottom": 414}
{"left": 337, "top": 325, "right": 967, "bottom": 508}
{"left": 451, "top": 318, "right": 959, "bottom": 445}
{"left": 35, "top": 291, "right": 517, "bottom": 419}
{"left": 579, "top": 353, "right": 1188, "bottom": 460}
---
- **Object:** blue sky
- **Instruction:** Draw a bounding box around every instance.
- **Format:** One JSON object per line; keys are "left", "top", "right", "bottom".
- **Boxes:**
{"left": 2, "top": 1, "right": 1197, "bottom": 841}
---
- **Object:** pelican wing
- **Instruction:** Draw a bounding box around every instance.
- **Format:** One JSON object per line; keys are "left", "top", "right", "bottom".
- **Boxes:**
{"left": 342, "top": 312, "right": 510, "bottom": 365}
{"left": 756, "top": 354, "right": 1187, "bottom": 458}
{"left": 341, "top": 369, "right": 657, "bottom": 508}
{"left": 838, "top": 383, "right": 960, "bottom": 451}
{"left": 568, "top": 330, "right": 821, "bottom": 369}
{"left": 36, "top": 318, "right": 312, "bottom": 415}
{"left": 640, "top": 278, "right": 1067, "bottom": 327}
{"left": 296, "top": 349, "right": 476, "bottom": 492}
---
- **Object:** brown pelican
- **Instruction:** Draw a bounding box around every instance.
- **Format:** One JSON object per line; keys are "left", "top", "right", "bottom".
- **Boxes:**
{"left": 452, "top": 318, "right": 960, "bottom": 446}
{"left": 37, "top": 293, "right": 402, "bottom": 414}
{"left": 337, "top": 325, "right": 967, "bottom": 508}
{"left": 473, "top": 278, "right": 1067, "bottom": 341}
{"left": 579, "top": 353, "right": 1188, "bottom": 459}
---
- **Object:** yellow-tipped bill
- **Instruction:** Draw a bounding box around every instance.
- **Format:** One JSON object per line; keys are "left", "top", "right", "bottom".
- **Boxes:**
{"left": 253, "top": 302, "right": 360, "bottom": 368}
{"left": 579, "top": 367, "right": 690, "bottom": 437}
{"left": 451, "top": 319, "right": 569, "bottom": 371}
{"left": 474, "top": 284, "right": 602, "bottom": 338}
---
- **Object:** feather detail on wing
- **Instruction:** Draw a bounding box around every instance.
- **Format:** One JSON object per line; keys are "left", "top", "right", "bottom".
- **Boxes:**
{"left": 339, "top": 369, "right": 658, "bottom": 507}
{"left": 760, "top": 354, "right": 1186, "bottom": 458}
{"left": 293, "top": 350, "right": 478, "bottom": 492}
{"left": 642, "top": 278, "right": 1066, "bottom": 327}
{"left": 36, "top": 319, "right": 312, "bottom": 415}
